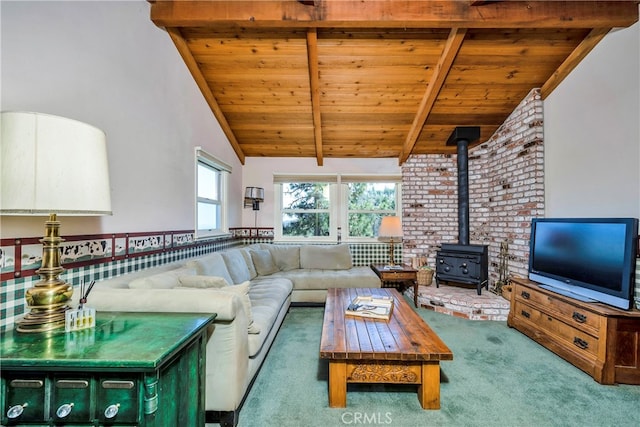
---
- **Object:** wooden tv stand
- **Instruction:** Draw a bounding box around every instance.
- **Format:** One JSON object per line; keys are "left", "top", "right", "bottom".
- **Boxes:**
{"left": 507, "top": 277, "right": 640, "bottom": 385}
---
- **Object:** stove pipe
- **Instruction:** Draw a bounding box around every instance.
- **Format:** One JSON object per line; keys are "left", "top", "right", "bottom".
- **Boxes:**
{"left": 446, "top": 126, "right": 481, "bottom": 246}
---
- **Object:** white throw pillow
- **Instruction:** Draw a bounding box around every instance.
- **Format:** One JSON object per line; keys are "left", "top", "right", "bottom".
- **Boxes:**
{"left": 129, "top": 266, "right": 197, "bottom": 289}
{"left": 177, "top": 275, "right": 230, "bottom": 289}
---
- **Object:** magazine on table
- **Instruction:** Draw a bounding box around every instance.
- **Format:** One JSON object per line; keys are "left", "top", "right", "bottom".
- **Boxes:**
{"left": 345, "top": 295, "right": 394, "bottom": 320}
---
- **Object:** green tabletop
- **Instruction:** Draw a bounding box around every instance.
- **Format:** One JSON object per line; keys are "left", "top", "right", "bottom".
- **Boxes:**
{"left": 0, "top": 312, "right": 215, "bottom": 372}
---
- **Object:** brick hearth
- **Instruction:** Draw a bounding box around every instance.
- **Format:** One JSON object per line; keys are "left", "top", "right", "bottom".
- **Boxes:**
{"left": 405, "top": 284, "right": 510, "bottom": 321}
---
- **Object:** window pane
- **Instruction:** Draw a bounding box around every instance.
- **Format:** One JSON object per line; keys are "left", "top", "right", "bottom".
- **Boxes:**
{"left": 282, "top": 212, "right": 330, "bottom": 237}
{"left": 197, "top": 202, "right": 219, "bottom": 230}
{"left": 198, "top": 163, "right": 219, "bottom": 200}
{"left": 348, "top": 213, "right": 385, "bottom": 238}
{"left": 283, "top": 183, "right": 330, "bottom": 210}
{"left": 348, "top": 183, "right": 396, "bottom": 210}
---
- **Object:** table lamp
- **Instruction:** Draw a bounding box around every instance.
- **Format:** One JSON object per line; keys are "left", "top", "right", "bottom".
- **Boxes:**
{"left": 1, "top": 111, "right": 112, "bottom": 333}
{"left": 378, "top": 216, "right": 403, "bottom": 266}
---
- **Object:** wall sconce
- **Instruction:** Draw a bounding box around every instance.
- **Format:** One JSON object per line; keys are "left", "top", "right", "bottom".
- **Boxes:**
{"left": 378, "top": 216, "right": 403, "bottom": 266}
{"left": 1, "top": 111, "right": 112, "bottom": 333}
{"left": 244, "top": 187, "right": 264, "bottom": 210}
{"left": 244, "top": 187, "right": 264, "bottom": 226}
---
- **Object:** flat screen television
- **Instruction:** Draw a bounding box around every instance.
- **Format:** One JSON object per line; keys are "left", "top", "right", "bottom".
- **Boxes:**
{"left": 528, "top": 217, "right": 638, "bottom": 310}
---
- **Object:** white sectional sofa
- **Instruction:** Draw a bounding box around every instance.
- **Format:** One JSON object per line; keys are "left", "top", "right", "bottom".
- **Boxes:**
{"left": 77, "top": 243, "right": 380, "bottom": 426}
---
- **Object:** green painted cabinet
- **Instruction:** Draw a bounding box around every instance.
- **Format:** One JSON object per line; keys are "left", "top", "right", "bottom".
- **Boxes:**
{"left": 0, "top": 312, "right": 215, "bottom": 426}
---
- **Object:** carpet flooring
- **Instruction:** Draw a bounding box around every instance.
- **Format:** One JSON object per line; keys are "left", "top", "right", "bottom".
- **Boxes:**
{"left": 224, "top": 301, "right": 640, "bottom": 427}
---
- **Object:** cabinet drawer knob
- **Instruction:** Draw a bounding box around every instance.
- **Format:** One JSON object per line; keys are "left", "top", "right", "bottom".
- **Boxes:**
{"left": 573, "top": 337, "right": 589, "bottom": 350}
{"left": 104, "top": 403, "right": 120, "bottom": 419}
{"left": 7, "top": 403, "right": 28, "bottom": 419}
{"left": 521, "top": 291, "right": 530, "bottom": 299}
{"left": 521, "top": 310, "right": 531, "bottom": 319}
{"left": 56, "top": 403, "right": 74, "bottom": 419}
{"left": 572, "top": 312, "right": 587, "bottom": 323}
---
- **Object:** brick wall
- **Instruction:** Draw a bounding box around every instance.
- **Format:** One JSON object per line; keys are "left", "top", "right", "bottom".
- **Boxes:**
{"left": 402, "top": 89, "right": 545, "bottom": 289}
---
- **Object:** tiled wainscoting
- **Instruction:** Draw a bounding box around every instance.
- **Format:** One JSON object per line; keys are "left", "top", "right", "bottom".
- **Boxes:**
{"left": 0, "top": 228, "right": 397, "bottom": 331}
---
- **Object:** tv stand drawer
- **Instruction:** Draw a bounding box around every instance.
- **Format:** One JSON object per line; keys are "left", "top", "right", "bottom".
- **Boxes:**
{"left": 513, "top": 282, "right": 601, "bottom": 335}
{"left": 508, "top": 277, "right": 640, "bottom": 385}
{"left": 513, "top": 300, "right": 600, "bottom": 358}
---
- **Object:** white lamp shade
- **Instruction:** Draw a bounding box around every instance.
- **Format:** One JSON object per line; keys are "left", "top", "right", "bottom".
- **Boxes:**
{"left": 244, "top": 186, "right": 264, "bottom": 201}
{"left": 1, "top": 111, "right": 112, "bottom": 215}
{"left": 378, "top": 216, "right": 403, "bottom": 238}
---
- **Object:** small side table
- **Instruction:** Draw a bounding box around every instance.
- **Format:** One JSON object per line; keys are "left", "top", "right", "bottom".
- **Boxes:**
{"left": 370, "top": 264, "right": 419, "bottom": 307}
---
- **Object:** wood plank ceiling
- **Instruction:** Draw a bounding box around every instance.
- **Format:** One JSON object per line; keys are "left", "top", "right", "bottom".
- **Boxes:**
{"left": 149, "top": 1, "right": 639, "bottom": 165}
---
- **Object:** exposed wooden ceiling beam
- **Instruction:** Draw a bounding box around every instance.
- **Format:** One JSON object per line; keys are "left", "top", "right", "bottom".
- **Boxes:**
{"left": 166, "top": 27, "right": 246, "bottom": 164}
{"left": 151, "top": 1, "right": 639, "bottom": 29}
{"left": 306, "top": 29, "right": 324, "bottom": 166}
{"left": 540, "top": 27, "right": 611, "bottom": 99}
{"left": 400, "top": 27, "right": 467, "bottom": 164}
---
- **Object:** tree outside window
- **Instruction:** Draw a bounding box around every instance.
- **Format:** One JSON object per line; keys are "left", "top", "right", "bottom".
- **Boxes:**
{"left": 281, "top": 182, "right": 331, "bottom": 237}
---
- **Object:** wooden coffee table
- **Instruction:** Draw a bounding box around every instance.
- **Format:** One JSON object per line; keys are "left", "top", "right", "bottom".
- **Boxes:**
{"left": 320, "top": 287, "right": 453, "bottom": 409}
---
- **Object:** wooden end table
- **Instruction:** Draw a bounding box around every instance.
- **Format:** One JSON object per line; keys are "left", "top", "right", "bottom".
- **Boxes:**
{"left": 320, "top": 288, "right": 453, "bottom": 410}
{"left": 370, "top": 263, "right": 419, "bottom": 307}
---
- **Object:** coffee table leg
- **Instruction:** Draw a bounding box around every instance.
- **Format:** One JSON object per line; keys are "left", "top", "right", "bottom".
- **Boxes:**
{"left": 328, "top": 360, "right": 347, "bottom": 407}
{"left": 418, "top": 361, "right": 440, "bottom": 409}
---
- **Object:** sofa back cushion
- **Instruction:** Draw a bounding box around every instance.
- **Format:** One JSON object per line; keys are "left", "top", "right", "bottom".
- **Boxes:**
{"left": 129, "top": 266, "right": 197, "bottom": 289}
{"left": 222, "top": 250, "right": 252, "bottom": 284}
{"left": 239, "top": 248, "right": 258, "bottom": 279}
{"left": 300, "top": 244, "right": 353, "bottom": 270}
{"left": 186, "top": 253, "right": 234, "bottom": 285}
{"left": 267, "top": 245, "right": 300, "bottom": 271}
{"left": 250, "top": 249, "right": 279, "bottom": 276}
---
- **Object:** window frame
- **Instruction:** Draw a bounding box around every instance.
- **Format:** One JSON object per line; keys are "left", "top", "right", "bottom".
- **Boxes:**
{"left": 273, "top": 174, "right": 401, "bottom": 243}
{"left": 341, "top": 180, "right": 402, "bottom": 242}
{"left": 195, "top": 147, "right": 231, "bottom": 239}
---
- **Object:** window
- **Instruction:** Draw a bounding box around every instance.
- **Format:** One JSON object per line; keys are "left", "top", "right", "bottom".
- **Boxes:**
{"left": 274, "top": 174, "right": 400, "bottom": 242}
{"left": 196, "top": 148, "right": 231, "bottom": 239}
{"left": 344, "top": 181, "right": 399, "bottom": 239}
{"left": 281, "top": 182, "right": 333, "bottom": 238}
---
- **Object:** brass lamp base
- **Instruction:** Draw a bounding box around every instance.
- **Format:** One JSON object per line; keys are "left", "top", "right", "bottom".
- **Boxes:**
{"left": 387, "top": 238, "right": 396, "bottom": 266}
{"left": 16, "top": 214, "right": 73, "bottom": 333}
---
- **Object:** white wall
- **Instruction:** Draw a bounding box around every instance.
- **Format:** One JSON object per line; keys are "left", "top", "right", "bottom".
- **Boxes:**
{"left": 544, "top": 20, "right": 640, "bottom": 218}
{"left": 242, "top": 157, "right": 401, "bottom": 227}
{"left": 1, "top": 0, "right": 243, "bottom": 238}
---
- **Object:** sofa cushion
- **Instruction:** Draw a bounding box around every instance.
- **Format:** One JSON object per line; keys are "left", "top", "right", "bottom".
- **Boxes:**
{"left": 178, "top": 275, "right": 230, "bottom": 288}
{"left": 299, "top": 244, "right": 353, "bottom": 270}
{"left": 222, "top": 250, "right": 252, "bottom": 284}
{"left": 239, "top": 248, "right": 258, "bottom": 279}
{"left": 250, "top": 249, "right": 279, "bottom": 276}
{"left": 267, "top": 244, "right": 300, "bottom": 271}
{"left": 269, "top": 266, "right": 380, "bottom": 290}
{"left": 247, "top": 277, "right": 293, "bottom": 357}
{"left": 220, "top": 281, "right": 260, "bottom": 334}
{"left": 128, "top": 266, "right": 197, "bottom": 289}
{"left": 186, "top": 253, "right": 234, "bottom": 285}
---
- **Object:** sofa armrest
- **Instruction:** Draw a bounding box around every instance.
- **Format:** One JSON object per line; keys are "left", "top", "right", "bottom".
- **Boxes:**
{"left": 80, "top": 287, "right": 243, "bottom": 321}
{"left": 80, "top": 286, "right": 251, "bottom": 412}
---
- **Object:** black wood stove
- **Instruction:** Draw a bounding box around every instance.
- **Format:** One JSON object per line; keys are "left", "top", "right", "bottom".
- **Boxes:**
{"left": 436, "top": 243, "right": 488, "bottom": 294}
{"left": 435, "top": 126, "right": 489, "bottom": 295}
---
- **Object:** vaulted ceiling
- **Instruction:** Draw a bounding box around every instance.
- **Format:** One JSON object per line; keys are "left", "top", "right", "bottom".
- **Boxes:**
{"left": 149, "top": 1, "right": 639, "bottom": 165}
